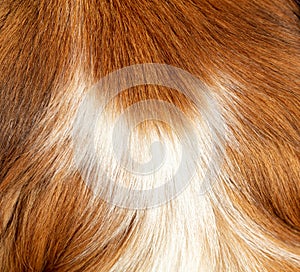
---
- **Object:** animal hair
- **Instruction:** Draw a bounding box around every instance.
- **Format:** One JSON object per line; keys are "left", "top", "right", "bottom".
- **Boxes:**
{"left": 0, "top": 0, "right": 299, "bottom": 271}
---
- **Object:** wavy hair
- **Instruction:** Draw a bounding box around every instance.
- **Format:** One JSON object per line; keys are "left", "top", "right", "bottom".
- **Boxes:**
{"left": 0, "top": 0, "right": 299, "bottom": 271}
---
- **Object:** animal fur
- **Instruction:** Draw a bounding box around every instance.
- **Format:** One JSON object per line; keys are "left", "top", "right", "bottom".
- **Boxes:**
{"left": 0, "top": 0, "right": 299, "bottom": 271}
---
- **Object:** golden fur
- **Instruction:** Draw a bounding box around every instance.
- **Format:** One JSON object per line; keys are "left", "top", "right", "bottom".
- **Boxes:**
{"left": 0, "top": 0, "right": 299, "bottom": 271}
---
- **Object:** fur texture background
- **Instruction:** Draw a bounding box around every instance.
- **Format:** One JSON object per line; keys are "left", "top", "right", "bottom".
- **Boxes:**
{"left": 0, "top": 0, "right": 299, "bottom": 271}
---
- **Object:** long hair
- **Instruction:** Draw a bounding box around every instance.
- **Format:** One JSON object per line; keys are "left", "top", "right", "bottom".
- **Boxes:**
{"left": 0, "top": 0, "right": 299, "bottom": 271}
